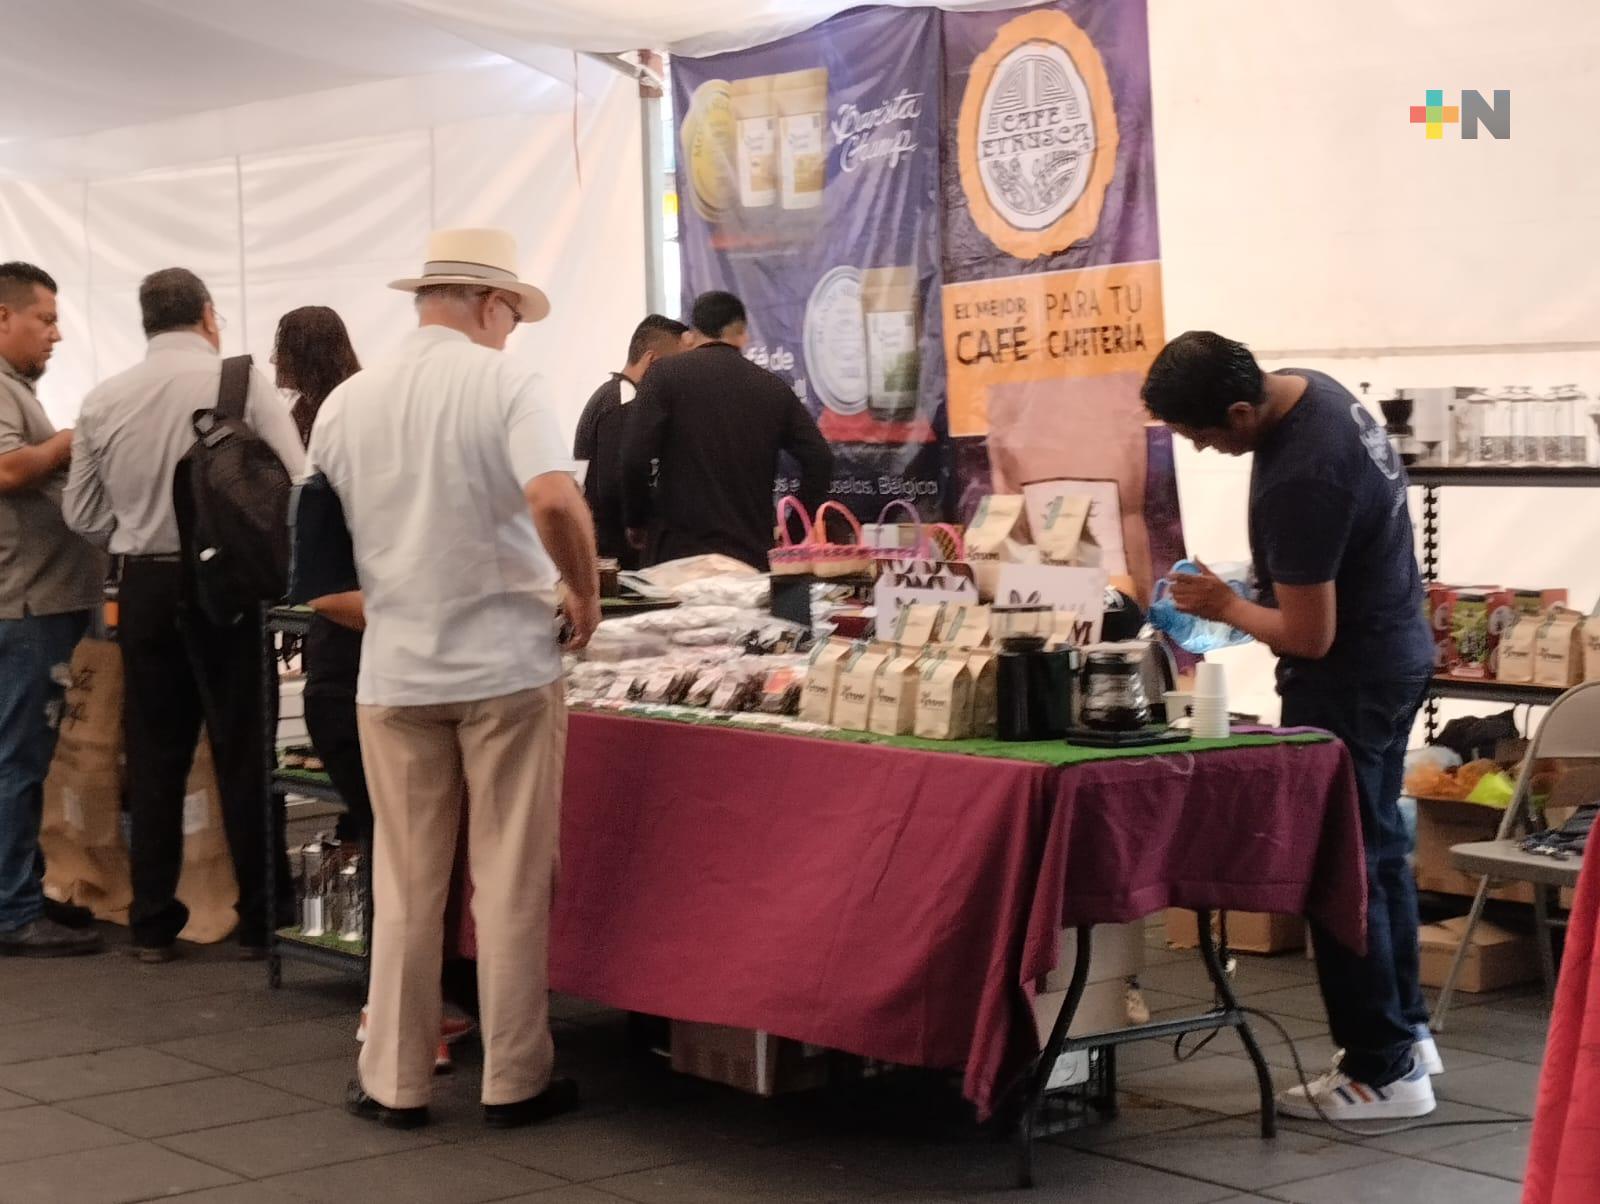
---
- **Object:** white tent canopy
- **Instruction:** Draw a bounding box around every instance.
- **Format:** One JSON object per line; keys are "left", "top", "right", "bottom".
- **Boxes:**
{"left": 1, "top": 0, "right": 1595, "bottom": 720}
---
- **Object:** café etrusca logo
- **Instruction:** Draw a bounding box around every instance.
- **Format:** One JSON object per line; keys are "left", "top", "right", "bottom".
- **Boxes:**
{"left": 957, "top": 9, "right": 1118, "bottom": 259}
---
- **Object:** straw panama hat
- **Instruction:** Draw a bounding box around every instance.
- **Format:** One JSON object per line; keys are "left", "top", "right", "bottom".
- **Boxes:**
{"left": 389, "top": 227, "right": 551, "bottom": 323}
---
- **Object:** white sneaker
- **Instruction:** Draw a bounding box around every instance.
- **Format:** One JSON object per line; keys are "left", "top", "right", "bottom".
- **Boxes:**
{"left": 1412, "top": 1026, "right": 1444, "bottom": 1077}
{"left": 1277, "top": 1060, "right": 1436, "bottom": 1122}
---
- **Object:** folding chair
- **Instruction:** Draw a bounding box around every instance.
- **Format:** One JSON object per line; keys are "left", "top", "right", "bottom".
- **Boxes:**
{"left": 1432, "top": 679, "right": 1600, "bottom": 1030}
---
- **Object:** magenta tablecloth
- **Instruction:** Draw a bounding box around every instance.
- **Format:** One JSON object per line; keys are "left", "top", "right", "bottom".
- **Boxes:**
{"left": 461, "top": 713, "right": 1364, "bottom": 1118}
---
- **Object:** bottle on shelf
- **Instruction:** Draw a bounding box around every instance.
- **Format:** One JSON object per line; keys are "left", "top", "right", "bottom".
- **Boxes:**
{"left": 1547, "top": 384, "right": 1587, "bottom": 465}
{"left": 1502, "top": 385, "right": 1535, "bottom": 465}
{"left": 300, "top": 833, "right": 333, "bottom": 937}
{"left": 338, "top": 856, "right": 365, "bottom": 945}
{"left": 1462, "top": 388, "right": 1496, "bottom": 464}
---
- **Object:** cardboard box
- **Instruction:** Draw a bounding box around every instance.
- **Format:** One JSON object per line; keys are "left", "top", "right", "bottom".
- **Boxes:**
{"left": 1412, "top": 796, "right": 1534, "bottom": 905}
{"left": 669, "top": 1022, "right": 829, "bottom": 1097}
{"left": 1166, "top": 909, "right": 1305, "bottom": 954}
{"left": 1418, "top": 917, "right": 1539, "bottom": 993}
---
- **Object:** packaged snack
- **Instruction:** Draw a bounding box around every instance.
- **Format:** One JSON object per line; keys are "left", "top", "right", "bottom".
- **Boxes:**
{"left": 758, "top": 665, "right": 805, "bottom": 715}
{"left": 1450, "top": 591, "right": 1490, "bottom": 678}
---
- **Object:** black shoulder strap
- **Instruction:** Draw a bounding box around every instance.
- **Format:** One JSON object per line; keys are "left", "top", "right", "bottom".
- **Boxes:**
{"left": 217, "top": 354, "right": 253, "bottom": 422}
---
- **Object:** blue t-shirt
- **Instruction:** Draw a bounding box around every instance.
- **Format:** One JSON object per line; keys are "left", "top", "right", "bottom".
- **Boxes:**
{"left": 1249, "top": 369, "right": 1433, "bottom": 688}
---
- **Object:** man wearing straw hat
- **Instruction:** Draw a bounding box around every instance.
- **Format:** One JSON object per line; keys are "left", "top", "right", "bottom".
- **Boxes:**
{"left": 307, "top": 228, "right": 599, "bottom": 1130}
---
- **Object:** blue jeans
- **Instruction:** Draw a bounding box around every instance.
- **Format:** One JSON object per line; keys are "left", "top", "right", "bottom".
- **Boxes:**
{"left": 1281, "top": 675, "right": 1430, "bottom": 1088}
{"left": 0, "top": 611, "right": 89, "bottom": 932}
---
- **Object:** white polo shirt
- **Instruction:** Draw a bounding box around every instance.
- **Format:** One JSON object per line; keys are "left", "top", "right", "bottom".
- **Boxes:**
{"left": 307, "top": 326, "right": 569, "bottom": 707}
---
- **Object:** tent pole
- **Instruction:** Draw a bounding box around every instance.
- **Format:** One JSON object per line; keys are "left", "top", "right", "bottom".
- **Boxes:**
{"left": 637, "top": 50, "right": 668, "bottom": 315}
{"left": 585, "top": 51, "right": 667, "bottom": 315}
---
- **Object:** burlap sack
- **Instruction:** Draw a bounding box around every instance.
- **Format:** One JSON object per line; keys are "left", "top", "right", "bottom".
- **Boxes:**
{"left": 40, "top": 638, "right": 239, "bottom": 943}
{"left": 41, "top": 639, "right": 131, "bottom": 916}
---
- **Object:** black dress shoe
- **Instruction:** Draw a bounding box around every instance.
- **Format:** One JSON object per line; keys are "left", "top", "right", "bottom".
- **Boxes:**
{"left": 483, "top": 1078, "right": 580, "bottom": 1129}
{"left": 345, "top": 1081, "right": 429, "bottom": 1130}
{"left": 129, "top": 942, "right": 180, "bottom": 964}
{"left": 0, "top": 918, "right": 102, "bottom": 957}
{"left": 42, "top": 898, "right": 96, "bottom": 929}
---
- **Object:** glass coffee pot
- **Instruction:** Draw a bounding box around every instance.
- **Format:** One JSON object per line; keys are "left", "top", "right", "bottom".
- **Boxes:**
{"left": 1079, "top": 650, "right": 1151, "bottom": 731}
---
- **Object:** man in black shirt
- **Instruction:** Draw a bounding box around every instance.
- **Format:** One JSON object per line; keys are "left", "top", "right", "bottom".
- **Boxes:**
{"left": 573, "top": 315, "right": 686, "bottom": 569}
{"left": 622, "top": 292, "right": 833, "bottom": 570}
{"left": 1143, "top": 331, "right": 1438, "bottom": 1123}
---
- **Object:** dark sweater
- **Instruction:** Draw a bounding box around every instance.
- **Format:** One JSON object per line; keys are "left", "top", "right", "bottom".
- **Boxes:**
{"left": 573, "top": 372, "right": 636, "bottom": 568}
{"left": 622, "top": 342, "right": 833, "bottom": 569}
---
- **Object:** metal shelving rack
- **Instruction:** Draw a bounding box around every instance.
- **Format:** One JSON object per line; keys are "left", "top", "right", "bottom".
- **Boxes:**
{"left": 260, "top": 595, "right": 662, "bottom": 988}
{"left": 1412, "top": 465, "right": 1600, "bottom": 739}
{"left": 263, "top": 605, "right": 367, "bottom": 989}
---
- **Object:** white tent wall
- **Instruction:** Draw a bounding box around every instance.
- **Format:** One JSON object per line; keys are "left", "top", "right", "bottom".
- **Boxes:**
{"left": 1146, "top": 0, "right": 1600, "bottom": 722}
{"left": 1, "top": 58, "right": 644, "bottom": 445}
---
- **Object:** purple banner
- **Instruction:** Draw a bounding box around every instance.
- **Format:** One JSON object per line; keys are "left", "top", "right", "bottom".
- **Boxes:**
{"left": 673, "top": 6, "right": 946, "bottom": 520}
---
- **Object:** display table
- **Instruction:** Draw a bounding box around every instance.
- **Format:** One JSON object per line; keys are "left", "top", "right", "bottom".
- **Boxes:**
{"left": 456, "top": 710, "right": 1365, "bottom": 1144}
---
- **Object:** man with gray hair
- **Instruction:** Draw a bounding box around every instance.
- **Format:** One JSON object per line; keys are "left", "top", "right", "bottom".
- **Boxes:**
{"left": 308, "top": 228, "right": 596, "bottom": 1131}
{"left": 65, "top": 268, "right": 304, "bottom": 962}
{"left": 0, "top": 261, "right": 106, "bottom": 957}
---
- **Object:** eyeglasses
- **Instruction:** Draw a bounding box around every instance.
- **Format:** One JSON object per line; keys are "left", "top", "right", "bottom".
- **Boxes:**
{"left": 483, "top": 291, "right": 523, "bottom": 325}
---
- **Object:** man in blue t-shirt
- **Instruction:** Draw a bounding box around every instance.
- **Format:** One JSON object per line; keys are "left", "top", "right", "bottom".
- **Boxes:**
{"left": 1142, "top": 331, "right": 1438, "bottom": 1123}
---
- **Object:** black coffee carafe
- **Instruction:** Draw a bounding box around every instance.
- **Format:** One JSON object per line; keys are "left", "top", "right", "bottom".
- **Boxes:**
{"left": 997, "top": 636, "right": 1077, "bottom": 741}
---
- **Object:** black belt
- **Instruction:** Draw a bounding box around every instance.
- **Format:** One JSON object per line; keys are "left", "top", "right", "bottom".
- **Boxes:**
{"left": 119, "top": 553, "right": 182, "bottom": 564}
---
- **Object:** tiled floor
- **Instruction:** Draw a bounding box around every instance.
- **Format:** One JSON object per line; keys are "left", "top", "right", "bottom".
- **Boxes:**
{"left": 0, "top": 922, "right": 1537, "bottom": 1203}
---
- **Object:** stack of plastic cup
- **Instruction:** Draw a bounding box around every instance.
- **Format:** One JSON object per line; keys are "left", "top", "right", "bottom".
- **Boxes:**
{"left": 1192, "top": 663, "right": 1230, "bottom": 740}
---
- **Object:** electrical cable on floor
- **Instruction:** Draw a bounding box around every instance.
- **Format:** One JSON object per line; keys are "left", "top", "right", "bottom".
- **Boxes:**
{"left": 1239, "top": 1007, "right": 1531, "bottom": 1139}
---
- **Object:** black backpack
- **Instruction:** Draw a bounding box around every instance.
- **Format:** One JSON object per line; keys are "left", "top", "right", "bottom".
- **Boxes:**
{"left": 173, "top": 354, "right": 293, "bottom": 626}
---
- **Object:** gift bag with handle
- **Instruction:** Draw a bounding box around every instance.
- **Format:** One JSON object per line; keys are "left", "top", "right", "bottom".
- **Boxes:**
{"left": 867, "top": 499, "right": 930, "bottom": 567}
{"left": 768, "top": 496, "right": 815, "bottom": 576}
{"left": 810, "top": 501, "right": 875, "bottom": 579}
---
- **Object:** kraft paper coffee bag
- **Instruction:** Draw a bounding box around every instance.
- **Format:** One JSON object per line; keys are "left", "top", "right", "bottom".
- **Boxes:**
{"left": 1535, "top": 608, "right": 1585, "bottom": 688}
{"left": 940, "top": 603, "right": 991, "bottom": 650}
{"left": 966, "top": 495, "right": 1031, "bottom": 600}
{"left": 834, "top": 642, "right": 891, "bottom": 731}
{"left": 915, "top": 649, "right": 974, "bottom": 741}
{"left": 800, "top": 638, "right": 854, "bottom": 725}
{"left": 1496, "top": 614, "right": 1541, "bottom": 684}
{"left": 966, "top": 647, "right": 999, "bottom": 738}
{"left": 870, "top": 646, "right": 927, "bottom": 736}
{"left": 1584, "top": 615, "right": 1600, "bottom": 684}
{"left": 1036, "top": 493, "right": 1102, "bottom": 569}
{"left": 891, "top": 602, "right": 945, "bottom": 649}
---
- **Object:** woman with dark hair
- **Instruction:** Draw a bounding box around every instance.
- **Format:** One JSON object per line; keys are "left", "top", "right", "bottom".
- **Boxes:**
{"left": 274, "top": 306, "right": 361, "bottom": 446}
{"left": 273, "top": 306, "right": 371, "bottom": 848}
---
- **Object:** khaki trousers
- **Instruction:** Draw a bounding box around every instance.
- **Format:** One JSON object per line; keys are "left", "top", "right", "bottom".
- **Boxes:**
{"left": 356, "top": 682, "right": 565, "bottom": 1108}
